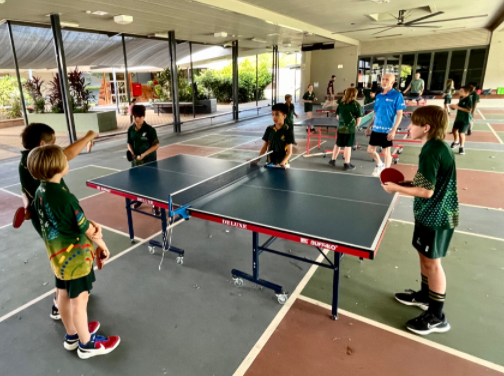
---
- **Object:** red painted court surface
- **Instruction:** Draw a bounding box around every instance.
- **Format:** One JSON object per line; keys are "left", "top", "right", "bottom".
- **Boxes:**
{"left": 393, "top": 164, "right": 504, "bottom": 209}
{"left": 490, "top": 124, "right": 504, "bottom": 132}
{"left": 244, "top": 299, "right": 502, "bottom": 376}
{"left": 0, "top": 190, "right": 22, "bottom": 227}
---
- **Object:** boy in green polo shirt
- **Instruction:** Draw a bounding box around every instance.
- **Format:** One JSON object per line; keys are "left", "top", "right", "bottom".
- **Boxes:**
{"left": 467, "top": 85, "right": 480, "bottom": 136}
{"left": 127, "top": 105, "right": 160, "bottom": 212}
{"left": 382, "top": 105, "right": 458, "bottom": 335}
{"left": 258, "top": 103, "right": 294, "bottom": 168}
{"left": 329, "top": 87, "right": 363, "bottom": 171}
{"left": 28, "top": 145, "right": 120, "bottom": 358}
{"left": 302, "top": 84, "right": 317, "bottom": 132}
{"left": 442, "top": 79, "right": 455, "bottom": 115}
{"left": 363, "top": 82, "right": 375, "bottom": 105}
{"left": 284, "top": 94, "right": 298, "bottom": 144}
{"left": 449, "top": 86, "right": 473, "bottom": 155}
{"left": 19, "top": 123, "right": 99, "bottom": 321}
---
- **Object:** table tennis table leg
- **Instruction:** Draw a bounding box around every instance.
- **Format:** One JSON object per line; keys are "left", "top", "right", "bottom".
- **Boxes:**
{"left": 125, "top": 198, "right": 135, "bottom": 243}
{"left": 332, "top": 251, "right": 341, "bottom": 320}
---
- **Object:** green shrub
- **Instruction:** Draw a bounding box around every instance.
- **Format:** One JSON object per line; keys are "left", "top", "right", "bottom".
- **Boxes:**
{"left": 7, "top": 101, "right": 22, "bottom": 119}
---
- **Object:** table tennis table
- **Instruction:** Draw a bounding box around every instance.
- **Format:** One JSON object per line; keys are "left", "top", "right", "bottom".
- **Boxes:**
{"left": 87, "top": 154, "right": 397, "bottom": 320}
{"left": 154, "top": 102, "right": 199, "bottom": 115}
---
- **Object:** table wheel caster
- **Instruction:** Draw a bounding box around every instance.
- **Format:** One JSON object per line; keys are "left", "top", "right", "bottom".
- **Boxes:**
{"left": 332, "top": 315, "right": 338, "bottom": 321}
{"left": 352, "top": 146, "right": 357, "bottom": 151}
{"left": 148, "top": 246, "right": 155, "bottom": 254}
{"left": 233, "top": 277, "right": 244, "bottom": 287}
{"left": 323, "top": 154, "right": 327, "bottom": 158}
{"left": 397, "top": 148, "right": 403, "bottom": 154}
{"left": 393, "top": 158, "right": 398, "bottom": 164}
{"left": 276, "top": 293, "right": 288, "bottom": 305}
{"left": 176, "top": 256, "right": 184, "bottom": 265}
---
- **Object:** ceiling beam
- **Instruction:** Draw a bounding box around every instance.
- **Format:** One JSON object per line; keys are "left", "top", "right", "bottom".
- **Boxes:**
{"left": 489, "top": 2, "right": 504, "bottom": 31}
{"left": 189, "top": 0, "right": 359, "bottom": 46}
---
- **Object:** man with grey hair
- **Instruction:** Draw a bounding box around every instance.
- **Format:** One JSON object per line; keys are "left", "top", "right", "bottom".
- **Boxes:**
{"left": 365, "top": 73, "right": 406, "bottom": 176}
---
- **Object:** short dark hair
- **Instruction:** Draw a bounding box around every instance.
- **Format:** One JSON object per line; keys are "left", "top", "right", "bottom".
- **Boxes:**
{"left": 461, "top": 85, "right": 473, "bottom": 94}
{"left": 272, "top": 103, "right": 288, "bottom": 115}
{"left": 132, "top": 104, "right": 146, "bottom": 118}
{"left": 21, "top": 123, "right": 55, "bottom": 150}
{"left": 131, "top": 98, "right": 137, "bottom": 103}
{"left": 331, "top": 75, "right": 336, "bottom": 78}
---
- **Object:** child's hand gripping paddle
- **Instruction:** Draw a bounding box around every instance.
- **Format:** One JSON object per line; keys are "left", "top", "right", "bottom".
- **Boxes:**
{"left": 380, "top": 168, "right": 412, "bottom": 187}
{"left": 95, "top": 246, "right": 109, "bottom": 270}
{"left": 13, "top": 207, "right": 30, "bottom": 228}
{"left": 126, "top": 150, "right": 134, "bottom": 162}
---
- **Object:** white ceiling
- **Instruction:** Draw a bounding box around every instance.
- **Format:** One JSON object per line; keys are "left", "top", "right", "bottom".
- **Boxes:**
{"left": 0, "top": 0, "right": 502, "bottom": 51}
{"left": 240, "top": 0, "right": 504, "bottom": 40}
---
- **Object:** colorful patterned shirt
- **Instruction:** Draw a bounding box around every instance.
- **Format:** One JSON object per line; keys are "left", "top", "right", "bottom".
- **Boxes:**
{"left": 33, "top": 181, "right": 95, "bottom": 280}
{"left": 412, "top": 139, "right": 459, "bottom": 230}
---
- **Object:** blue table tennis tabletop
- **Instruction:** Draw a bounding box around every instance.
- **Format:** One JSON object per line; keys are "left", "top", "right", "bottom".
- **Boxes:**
{"left": 88, "top": 154, "right": 396, "bottom": 253}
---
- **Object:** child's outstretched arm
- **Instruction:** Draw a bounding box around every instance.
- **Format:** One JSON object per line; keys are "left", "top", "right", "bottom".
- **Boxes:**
{"left": 382, "top": 183, "right": 433, "bottom": 199}
{"left": 64, "top": 131, "right": 98, "bottom": 161}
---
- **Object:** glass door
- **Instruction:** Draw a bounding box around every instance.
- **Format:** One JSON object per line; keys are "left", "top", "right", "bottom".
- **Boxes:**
{"left": 400, "top": 54, "right": 415, "bottom": 90}
{"left": 430, "top": 51, "right": 449, "bottom": 91}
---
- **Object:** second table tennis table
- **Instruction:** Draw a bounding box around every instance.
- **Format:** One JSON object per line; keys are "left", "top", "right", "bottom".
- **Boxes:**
{"left": 87, "top": 155, "right": 397, "bottom": 320}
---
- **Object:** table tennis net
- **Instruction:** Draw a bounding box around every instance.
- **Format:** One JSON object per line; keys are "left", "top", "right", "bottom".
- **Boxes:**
{"left": 170, "top": 153, "right": 270, "bottom": 208}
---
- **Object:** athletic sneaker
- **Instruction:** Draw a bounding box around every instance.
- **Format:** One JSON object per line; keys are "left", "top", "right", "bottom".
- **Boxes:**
{"left": 459, "top": 147, "right": 465, "bottom": 155}
{"left": 153, "top": 206, "right": 161, "bottom": 216}
{"left": 50, "top": 303, "right": 61, "bottom": 320}
{"left": 372, "top": 164, "right": 385, "bottom": 177}
{"left": 77, "top": 333, "right": 121, "bottom": 359}
{"left": 328, "top": 159, "right": 336, "bottom": 167}
{"left": 467, "top": 129, "right": 472, "bottom": 136}
{"left": 344, "top": 163, "right": 356, "bottom": 171}
{"left": 64, "top": 322, "right": 101, "bottom": 351}
{"left": 131, "top": 201, "right": 142, "bottom": 209}
{"left": 406, "top": 312, "right": 451, "bottom": 335}
{"left": 395, "top": 289, "right": 429, "bottom": 311}
{"left": 450, "top": 142, "right": 459, "bottom": 149}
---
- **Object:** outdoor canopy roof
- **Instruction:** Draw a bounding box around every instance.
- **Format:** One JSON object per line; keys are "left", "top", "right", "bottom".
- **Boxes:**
{"left": 0, "top": 24, "right": 233, "bottom": 71}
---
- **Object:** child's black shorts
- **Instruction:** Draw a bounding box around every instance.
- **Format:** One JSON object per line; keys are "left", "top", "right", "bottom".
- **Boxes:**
{"left": 55, "top": 269, "right": 95, "bottom": 299}
{"left": 412, "top": 223, "right": 454, "bottom": 259}
{"left": 369, "top": 131, "right": 393, "bottom": 149}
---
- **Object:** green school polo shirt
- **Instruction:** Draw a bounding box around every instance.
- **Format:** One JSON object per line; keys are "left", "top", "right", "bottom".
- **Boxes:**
{"left": 469, "top": 91, "right": 480, "bottom": 107}
{"left": 454, "top": 96, "right": 473, "bottom": 125}
{"left": 336, "top": 99, "right": 363, "bottom": 134}
{"left": 412, "top": 139, "right": 459, "bottom": 230}
{"left": 32, "top": 181, "right": 95, "bottom": 280}
{"left": 285, "top": 103, "right": 295, "bottom": 126}
{"left": 303, "top": 92, "right": 315, "bottom": 112}
{"left": 444, "top": 86, "right": 455, "bottom": 99}
{"left": 127, "top": 122, "right": 159, "bottom": 166}
{"left": 262, "top": 124, "right": 294, "bottom": 165}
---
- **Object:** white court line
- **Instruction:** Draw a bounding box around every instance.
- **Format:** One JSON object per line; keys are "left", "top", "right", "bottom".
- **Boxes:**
{"left": 298, "top": 295, "right": 504, "bottom": 374}
{"left": 0, "top": 188, "right": 21, "bottom": 197}
{"left": 478, "top": 109, "right": 503, "bottom": 145}
{"left": 97, "top": 223, "right": 143, "bottom": 242}
{"left": 290, "top": 141, "right": 327, "bottom": 162}
{"left": 87, "top": 165, "right": 121, "bottom": 172}
{"left": 390, "top": 218, "right": 504, "bottom": 242}
{"left": 232, "top": 250, "right": 329, "bottom": 376}
{"left": 0, "top": 217, "right": 187, "bottom": 324}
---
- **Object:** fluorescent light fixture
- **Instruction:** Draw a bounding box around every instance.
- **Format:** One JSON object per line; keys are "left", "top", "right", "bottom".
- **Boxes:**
{"left": 92, "top": 11, "right": 108, "bottom": 16}
{"left": 154, "top": 33, "right": 168, "bottom": 38}
{"left": 60, "top": 21, "right": 79, "bottom": 28}
{"left": 214, "top": 32, "right": 228, "bottom": 38}
{"left": 283, "top": 43, "right": 292, "bottom": 47}
{"left": 114, "top": 15, "right": 133, "bottom": 25}
{"left": 45, "top": 13, "right": 63, "bottom": 16}
{"left": 265, "top": 20, "right": 302, "bottom": 32}
{"left": 252, "top": 38, "right": 267, "bottom": 43}
{"left": 267, "top": 33, "right": 280, "bottom": 36}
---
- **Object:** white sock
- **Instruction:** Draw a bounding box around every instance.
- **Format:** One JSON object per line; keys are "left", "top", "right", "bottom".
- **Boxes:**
{"left": 53, "top": 299, "right": 58, "bottom": 308}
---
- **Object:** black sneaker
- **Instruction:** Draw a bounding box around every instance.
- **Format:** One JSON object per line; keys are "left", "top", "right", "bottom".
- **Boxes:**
{"left": 328, "top": 159, "right": 336, "bottom": 167}
{"left": 406, "top": 311, "right": 451, "bottom": 335}
{"left": 459, "top": 147, "right": 465, "bottom": 155}
{"left": 344, "top": 163, "right": 356, "bottom": 171}
{"left": 450, "top": 142, "right": 459, "bottom": 149}
{"left": 131, "top": 201, "right": 142, "bottom": 209}
{"left": 50, "top": 304, "right": 61, "bottom": 320}
{"left": 153, "top": 206, "right": 161, "bottom": 216}
{"left": 467, "top": 129, "right": 472, "bottom": 136}
{"left": 394, "top": 289, "right": 429, "bottom": 311}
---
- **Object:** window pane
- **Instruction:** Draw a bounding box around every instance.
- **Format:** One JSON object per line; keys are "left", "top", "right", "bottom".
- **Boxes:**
{"left": 415, "top": 53, "right": 431, "bottom": 84}
{"left": 430, "top": 51, "right": 448, "bottom": 91}
{"left": 449, "top": 50, "right": 467, "bottom": 89}
{"left": 384, "top": 55, "right": 400, "bottom": 85}
{"left": 400, "top": 54, "right": 414, "bottom": 89}
{"left": 372, "top": 56, "right": 386, "bottom": 90}
{"left": 357, "top": 57, "right": 371, "bottom": 89}
{"left": 466, "top": 49, "right": 486, "bottom": 89}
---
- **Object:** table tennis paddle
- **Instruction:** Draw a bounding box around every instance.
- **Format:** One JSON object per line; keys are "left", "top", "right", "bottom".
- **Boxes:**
{"left": 13, "top": 207, "right": 28, "bottom": 229}
{"left": 126, "top": 150, "right": 134, "bottom": 162}
{"left": 95, "top": 246, "right": 108, "bottom": 270}
{"left": 380, "top": 168, "right": 412, "bottom": 187}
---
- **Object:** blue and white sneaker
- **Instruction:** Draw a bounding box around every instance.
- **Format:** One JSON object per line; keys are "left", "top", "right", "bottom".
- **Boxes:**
{"left": 77, "top": 333, "right": 121, "bottom": 359}
{"left": 64, "top": 321, "right": 101, "bottom": 351}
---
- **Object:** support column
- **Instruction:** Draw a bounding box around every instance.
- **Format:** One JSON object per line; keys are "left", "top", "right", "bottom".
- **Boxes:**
{"left": 6, "top": 21, "right": 28, "bottom": 127}
{"left": 50, "top": 14, "right": 77, "bottom": 143}
{"left": 256, "top": 54, "right": 259, "bottom": 106}
{"left": 189, "top": 42, "right": 196, "bottom": 118}
{"left": 122, "top": 34, "right": 132, "bottom": 122}
{"left": 168, "top": 31, "right": 181, "bottom": 132}
{"left": 112, "top": 68, "right": 119, "bottom": 114}
{"left": 232, "top": 40, "right": 239, "bottom": 121}
{"left": 271, "top": 47, "right": 275, "bottom": 106}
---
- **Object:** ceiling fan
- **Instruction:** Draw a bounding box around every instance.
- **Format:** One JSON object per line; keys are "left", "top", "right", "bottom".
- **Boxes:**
{"left": 334, "top": 9, "right": 488, "bottom": 36}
